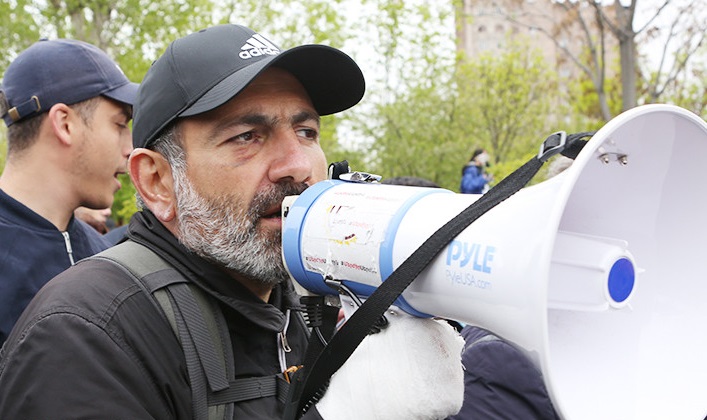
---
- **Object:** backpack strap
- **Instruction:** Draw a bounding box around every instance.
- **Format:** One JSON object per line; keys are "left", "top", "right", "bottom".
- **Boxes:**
{"left": 92, "top": 240, "right": 288, "bottom": 419}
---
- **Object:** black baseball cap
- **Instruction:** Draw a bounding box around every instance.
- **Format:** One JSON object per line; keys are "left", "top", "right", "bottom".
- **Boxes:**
{"left": 132, "top": 24, "right": 366, "bottom": 149}
{"left": 1, "top": 39, "right": 138, "bottom": 127}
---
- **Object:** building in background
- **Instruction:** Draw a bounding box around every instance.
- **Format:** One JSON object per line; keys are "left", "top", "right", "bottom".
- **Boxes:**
{"left": 455, "top": 0, "right": 619, "bottom": 81}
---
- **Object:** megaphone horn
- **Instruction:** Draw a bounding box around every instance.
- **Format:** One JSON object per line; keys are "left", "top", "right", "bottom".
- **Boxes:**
{"left": 282, "top": 104, "right": 707, "bottom": 420}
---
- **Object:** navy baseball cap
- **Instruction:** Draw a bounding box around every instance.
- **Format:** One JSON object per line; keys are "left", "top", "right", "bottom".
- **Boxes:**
{"left": 133, "top": 24, "right": 366, "bottom": 149}
{"left": 1, "top": 39, "right": 139, "bottom": 127}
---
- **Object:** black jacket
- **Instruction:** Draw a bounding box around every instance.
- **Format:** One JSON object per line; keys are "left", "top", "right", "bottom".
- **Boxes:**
{"left": 0, "top": 210, "right": 323, "bottom": 419}
{"left": 0, "top": 188, "right": 110, "bottom": 345}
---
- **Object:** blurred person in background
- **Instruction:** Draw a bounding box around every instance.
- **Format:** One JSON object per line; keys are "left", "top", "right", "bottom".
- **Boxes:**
{"left": 460, "top": 148, "right": 492, "bottom": 194}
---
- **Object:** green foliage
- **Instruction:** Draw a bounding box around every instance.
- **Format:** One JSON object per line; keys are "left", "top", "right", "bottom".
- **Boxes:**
{"left": 366, "top": 83, "right": 468, "bottom": 190}
{"left": 0, "top": 0, "right": 41, "bottom": 69}
{"left": 359, "top": 0, "right": 455, "bottom": 95}
{"left": 640, "top": 51, "right": 707, "bottom": 119}
{"left": 664, "top": 79, "right": 707, "bottom": 119}
{"left": 106, "top": 0, "right": 215, "bottom": 83}
{"left": 456, "top": 39, "right": 557, "bottom": 164}
{"left": 0, "top": 0, "right": 216, "bottom": 84}
{"left": 112, "top": 174, "right": 137, "bottom": 226}
{"left": 566, "top": 55, "right": 623, "bottom": 126}
{"left": 318, "top": 115, "right": 367, "bottom": 172}
{"left": 364, "top": 37, "right": 558, "bottom": 192}
{"left": 218, "top": 0, "right": 348, "bottom": 48}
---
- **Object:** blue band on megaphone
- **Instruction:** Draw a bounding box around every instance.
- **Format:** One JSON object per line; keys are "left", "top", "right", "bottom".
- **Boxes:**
{"left": 379, "top": 187, "right": 454, "bottom": 317}
{"left": 282, "top": 180, "right": 341, "bottom": 295}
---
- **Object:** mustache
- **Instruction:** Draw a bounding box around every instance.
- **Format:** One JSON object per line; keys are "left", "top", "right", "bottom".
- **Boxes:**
{"left": 250, "top": 181, "right": 309, "bottom": 218}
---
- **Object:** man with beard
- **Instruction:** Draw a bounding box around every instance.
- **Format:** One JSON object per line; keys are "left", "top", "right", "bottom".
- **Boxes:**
{"left": 0, "top": 24, "right": 464, "bottom": 420}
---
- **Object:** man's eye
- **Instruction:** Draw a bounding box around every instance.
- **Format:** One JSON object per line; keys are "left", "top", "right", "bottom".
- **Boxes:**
{"left": 232, "top": 131, "right": 258, "bottom": 143}
{"left": 297, "top": 128, "right": 319, "bottom": 140}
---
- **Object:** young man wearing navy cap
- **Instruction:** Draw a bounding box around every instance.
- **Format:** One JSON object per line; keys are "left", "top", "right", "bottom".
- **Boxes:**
{"left": 0, "top": 24, "right": 464, "bottom": 419}
{"left": 0, "top": 39, "right": 138, "bottom": 345}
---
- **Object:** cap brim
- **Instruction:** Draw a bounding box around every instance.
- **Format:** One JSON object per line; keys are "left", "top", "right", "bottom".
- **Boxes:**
{"left": 103, "top": 81, "right": 140, "bottom": 106}
{"left": 180, "top": 45, "right": 364, "bottom": 118}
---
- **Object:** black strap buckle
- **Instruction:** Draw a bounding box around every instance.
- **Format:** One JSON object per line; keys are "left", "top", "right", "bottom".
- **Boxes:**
{"left": 328, "top": 160, "right": 351, "bottom": 180}
{"left": 537, "top": 131, "right": 567, "bottom": 162}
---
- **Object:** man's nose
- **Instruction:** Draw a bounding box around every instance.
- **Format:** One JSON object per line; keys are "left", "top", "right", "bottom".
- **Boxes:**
{"left": 267, "top": 132, "right": 314, "bottom": 184}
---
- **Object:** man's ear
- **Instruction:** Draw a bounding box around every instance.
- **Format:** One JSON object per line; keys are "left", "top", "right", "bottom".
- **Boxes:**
{"left": 129, "top": 148, "right": 177, "bottom": 223}
{"left": 47, "top": 103, "right": 75, "bottom": 146}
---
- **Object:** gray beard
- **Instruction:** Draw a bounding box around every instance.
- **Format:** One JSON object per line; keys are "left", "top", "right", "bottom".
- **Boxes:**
{"left": 173, "top": 171, "right": 307, "bottom": 288}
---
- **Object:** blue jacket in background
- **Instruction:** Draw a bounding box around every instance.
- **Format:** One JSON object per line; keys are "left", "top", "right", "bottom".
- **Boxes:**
{"left": 0, "top": 189, "right": 110, "bottom": 345}
{"left": 460, "top": 164, "right": 488, "bottom": 194}
{"left": 446, "top": 326, "right": 560, "bottom": 420}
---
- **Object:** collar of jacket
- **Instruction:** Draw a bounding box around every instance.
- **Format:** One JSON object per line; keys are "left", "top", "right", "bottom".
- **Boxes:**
{"left": 0, "top": 188, "right": 87, "bottom": 234}
{"left": 124, "top": 210, "right": 301, "bottom": 332}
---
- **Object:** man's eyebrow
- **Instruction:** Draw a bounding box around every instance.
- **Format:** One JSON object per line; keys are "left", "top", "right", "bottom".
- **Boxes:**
{"left": 207, "top": 114, "right": 275, "bottom": 142}
{"left": 291, "top": 110, "right": 320, "bottom": 127}
{"left": 206, "top": 111, "right": 320, "bottom": 142}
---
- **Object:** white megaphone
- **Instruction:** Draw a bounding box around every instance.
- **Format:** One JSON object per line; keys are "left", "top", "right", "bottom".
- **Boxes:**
{"left": 281, "top": 104, "right": 707, "bottom": 420}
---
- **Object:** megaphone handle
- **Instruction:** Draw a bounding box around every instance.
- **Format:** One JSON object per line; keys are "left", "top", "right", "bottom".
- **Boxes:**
{"left": 284, "top": 132, "right": 594, "bottom": 420}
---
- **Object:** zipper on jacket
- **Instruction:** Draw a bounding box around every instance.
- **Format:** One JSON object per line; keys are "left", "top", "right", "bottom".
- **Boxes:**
{"left": 278, "top": 309, "right": 293, "bottom": 372}
{"left": 62, "top": 231, "right": 76, "bottom": 265}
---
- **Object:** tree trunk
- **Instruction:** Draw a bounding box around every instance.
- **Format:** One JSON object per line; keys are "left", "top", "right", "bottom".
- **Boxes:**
{"left": 619, "top": 37, "right": 637, "bottom": 111}
{"left": 615, "top": 2, "right": 638, "bottom": 111}
{"left": 598, "top": 89, "right": 612, "bottom": 121}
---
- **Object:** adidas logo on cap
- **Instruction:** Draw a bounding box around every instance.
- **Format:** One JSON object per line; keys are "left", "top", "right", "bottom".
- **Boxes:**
{"left": 239, "top": 34, "right": 280, "bottom": 59}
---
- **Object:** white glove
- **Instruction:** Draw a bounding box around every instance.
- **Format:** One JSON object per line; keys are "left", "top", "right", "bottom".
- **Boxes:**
{"left": 316, "top": 307, "right": 465, "bottom": 420}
